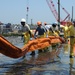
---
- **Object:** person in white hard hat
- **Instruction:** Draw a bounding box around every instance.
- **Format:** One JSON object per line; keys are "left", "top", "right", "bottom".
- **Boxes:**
{"left": 21, "top": 18, "right": 31, "bottom": 45}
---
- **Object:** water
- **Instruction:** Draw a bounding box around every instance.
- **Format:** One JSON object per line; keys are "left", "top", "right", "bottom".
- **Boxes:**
{"left": 0, "top": 36, "right": 75, "bottom": 75}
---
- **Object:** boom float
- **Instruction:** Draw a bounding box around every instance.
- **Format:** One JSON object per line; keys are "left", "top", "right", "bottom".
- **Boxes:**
{"left": 0, "top": 35, "right": 64, "bottom": 58}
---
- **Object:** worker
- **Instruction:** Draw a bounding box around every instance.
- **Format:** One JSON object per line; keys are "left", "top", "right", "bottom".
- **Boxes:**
{"left": 44, "top": 22, "right": 59, "bottom": 36}
{"left": 66, "top": 21, "right": 75, "bottom": 58}
{"left": 34, "top": 21, "right": 46, "bottom": 38}
{"left": 42, "top": 22, "right": 47, "bottom": 37}
{"left": 44, "top": 22, "right": 47, "bottom": 25}
{"left": 62, "top": 21, "right": 75, "bottom": 58}
{"left": 44, "top": 22, "right": 53, "bottom": 36}
{"left": 63, "top": 23, "right": 69, "bottom": 41}
{"left": 35, "top": 21, "right": 47, "bottom": 52}
{"left": 30, "top": 21, "right": 46, "bottom": 55}
{"left": 21, "top": 18, "right": 32, "bottom": 44}
{"left": 44, "top": 22, "right": 55, "bottom": 51}
{"left": 51, "top": 23, "right": 60, "bottom": 36}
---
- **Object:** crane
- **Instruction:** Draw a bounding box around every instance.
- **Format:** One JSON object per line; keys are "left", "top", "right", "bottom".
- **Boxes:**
{"left": 46, "top": 0, "right": 70, "bottom": 25}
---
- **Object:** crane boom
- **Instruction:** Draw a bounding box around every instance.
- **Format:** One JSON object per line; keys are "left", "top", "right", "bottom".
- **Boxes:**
{"left": 46, "top": 0, "right": 62, "bottom": 22}
{"left": 46, "top": 0, "right": 70, "bottom": 25}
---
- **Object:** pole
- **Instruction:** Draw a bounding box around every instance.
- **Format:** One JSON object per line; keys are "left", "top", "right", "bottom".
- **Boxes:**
{"left": 26, "top": 0, "right": 29, "bottom": 24}
{"left": 31, "top": 19, "right": 33, "bottom": 25}
{"left": 58, "top": 0, "right": 60, "bottom": 30}
{"left": 26, "top": 14, "right": 28, "bottom": 24}
{"left": 71, "top": 6, "right": 73, "bottom": 22}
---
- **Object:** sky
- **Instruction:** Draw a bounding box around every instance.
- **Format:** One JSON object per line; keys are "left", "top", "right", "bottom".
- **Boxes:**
{"left": 0, "top": 0, "right": 75, "bottom": 24}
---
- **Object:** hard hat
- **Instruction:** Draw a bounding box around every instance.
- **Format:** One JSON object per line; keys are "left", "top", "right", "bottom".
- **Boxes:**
{"left": 52, "top": 23, "right": 56, "bottom": 27}
{"left": 67, "top": 21, "right": 72, "bottom": 25}
{"left": 37, "top": 21, "right": 42, "bottom": 25}
{"left": 54, "top": 22, "right": 58, "bottom": 24}
{"left": 44, "top": 22, "right": 47, "bottom": 25}
{"left": 21, "top": 18, "right": 26, "bottom": 22}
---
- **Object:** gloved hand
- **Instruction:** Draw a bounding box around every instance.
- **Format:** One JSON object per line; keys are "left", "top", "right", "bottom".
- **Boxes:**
{"left": 34, "top": 34, "right": 37, "bottom": 39}
{"left": 21, "top": 34, "right": 24, "bottom": 40}
{"left": 21, "top": 34, "right": 24, "bottom": 37}
{"left": 30, "top": 38, "right": 33, "bottom": 40}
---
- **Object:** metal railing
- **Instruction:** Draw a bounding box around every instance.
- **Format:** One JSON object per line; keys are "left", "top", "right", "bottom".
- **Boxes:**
{"left": 0, "top": 24, "right": 37, "bottom": 34}
{"left": 0, "top": 25, "right": 12, "bottom": 34}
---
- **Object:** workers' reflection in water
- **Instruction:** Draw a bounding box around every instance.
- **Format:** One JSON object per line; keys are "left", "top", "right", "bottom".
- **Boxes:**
{"left": 69, "top": 57, "right": 74, "bottom": 75}
{"left": 64, "top": 44, "right": 69, "bottom": 54}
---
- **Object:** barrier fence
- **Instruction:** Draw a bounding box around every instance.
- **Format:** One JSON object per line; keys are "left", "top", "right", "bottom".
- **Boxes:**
{"left": 0, "top": 25, "right": 37, "bottom": 34}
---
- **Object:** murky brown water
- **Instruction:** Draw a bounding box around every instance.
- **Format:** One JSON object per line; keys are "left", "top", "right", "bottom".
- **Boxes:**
{"left": 1, "top": 36, "right": 75, "bottom": 75}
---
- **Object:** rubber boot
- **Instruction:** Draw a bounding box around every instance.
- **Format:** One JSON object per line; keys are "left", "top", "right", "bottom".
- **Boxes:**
{"left": 69, "top": 38, "right": 74, "bottom": 58}
{"left": 38, "top": 49, "right": 43, "bottom": 53}
{"left": 30, "top": 51, "right": 35, "bottom": 55}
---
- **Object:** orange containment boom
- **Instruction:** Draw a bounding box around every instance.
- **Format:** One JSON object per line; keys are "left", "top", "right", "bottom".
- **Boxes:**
{"left": 0, "top": 35, "right": 65, "bottom": 58}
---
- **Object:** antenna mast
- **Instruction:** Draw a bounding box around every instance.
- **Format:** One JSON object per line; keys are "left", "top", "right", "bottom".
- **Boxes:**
{"left": 26, "top": 0, "right": 29, "bottom": 24}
